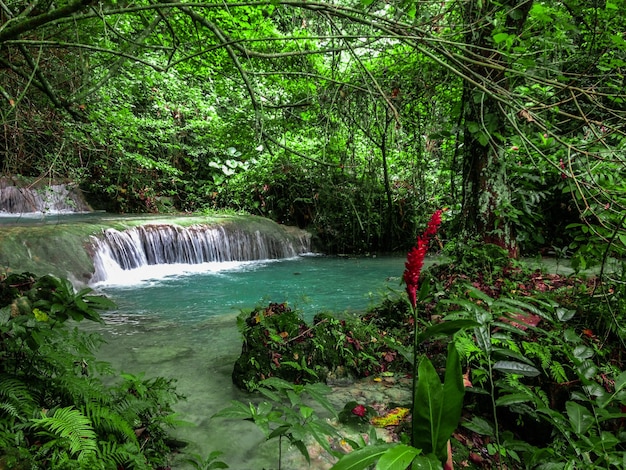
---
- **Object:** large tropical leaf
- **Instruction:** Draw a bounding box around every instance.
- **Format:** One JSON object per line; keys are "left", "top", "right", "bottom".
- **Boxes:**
{"left": 376, "top": 443, "right": 421, "bottom": 469}
{"left": 413, "top": 342, "right": 465, "bottom": 461}
{"left": 329, "top": 443, "right": 395, "bottom": 470}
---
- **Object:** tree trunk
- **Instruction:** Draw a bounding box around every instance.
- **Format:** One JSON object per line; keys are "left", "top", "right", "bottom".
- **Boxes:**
{"left": 461, "top": 0, "right": 533, "bottom": 258}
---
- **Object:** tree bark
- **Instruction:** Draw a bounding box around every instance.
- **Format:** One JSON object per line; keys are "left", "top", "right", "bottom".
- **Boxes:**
{"left": 461, "top": 0, "right": 533, "bottom": 258}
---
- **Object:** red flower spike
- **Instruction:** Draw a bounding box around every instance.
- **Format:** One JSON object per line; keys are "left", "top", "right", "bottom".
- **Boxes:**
{"left": 403, "top": 210, "right": 442, "bottom": 308}
{"left": 423, "top": 209, "right": 442, "bottom": 238}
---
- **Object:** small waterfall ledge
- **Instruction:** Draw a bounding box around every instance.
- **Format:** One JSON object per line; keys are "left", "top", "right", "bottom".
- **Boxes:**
{"left": 0, "top": 214, "right": 311, "bottom": 283}
{"left": 91, "top": 223, "right": 311, "bottom": 283}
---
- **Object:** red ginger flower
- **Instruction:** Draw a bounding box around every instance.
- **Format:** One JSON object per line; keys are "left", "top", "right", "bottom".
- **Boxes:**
{"left": 423, "top": 209, "right": 442, "bottom": 238}
{"left": 403, "top": 210, "right": 442, "bottom": 308}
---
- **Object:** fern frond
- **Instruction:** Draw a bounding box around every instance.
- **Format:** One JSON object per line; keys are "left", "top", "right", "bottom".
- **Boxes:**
{"left": 550, "top": 362, "right": 568, "bottom": 383}
{"left": 0, "top": 401, "right": 19, "bottom": 418}
{"left": 83, "top": 402, "right": 137, "bottom": 444}
{"left": 113, "top": 396, "right": 151, "bottom": 425}
{"left": 30, "top": 406, "right": 98, "bottom": 459}
{"left": 48, "top": 375, "right": 106, "bottom": 406}
{"left": 97, "top": 440, "right": 141, "bottom": 467}
{"left": 0, "top": 375, "right": 38, "bottom": 417}
{"left": 455, "top": 334, "right": 482, "bottom": 360}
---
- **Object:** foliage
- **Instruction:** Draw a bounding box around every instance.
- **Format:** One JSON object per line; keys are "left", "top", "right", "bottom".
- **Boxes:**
{"left": 232, "top": 302, "right": 401, "bottom": 391}
{"left": 182, "top": 451, "right": 229, "bottom": 470}
{"left": 2, "top": 0, "right": 626, "bottom": 466}
{"left": 0, "top": 271, "right": 185, "bottom": 469}
{"left": 214, "top": 377, "right": 340, "bottom": 469}
{"left": 412, "top": 342, "right": 464, "bottom": 462}
{"left": 427, "top": 252, "right": 626, "bottom": 468}
{"left": 5, "top": 0, "right": 625, "bottom": 256}
{"left": 226, "top": 242, "right": 625, "bottom": 469}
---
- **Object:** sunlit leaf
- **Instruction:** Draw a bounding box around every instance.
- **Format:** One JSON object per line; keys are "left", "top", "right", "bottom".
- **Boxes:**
{"left": 493, "top": 32, "right": 510, "bottom": 44}
{"left": 329, "top": 444, "right": 394, "bottom": 470}
{"left": 375, "top": 444, "right": 420, "bottom": 469}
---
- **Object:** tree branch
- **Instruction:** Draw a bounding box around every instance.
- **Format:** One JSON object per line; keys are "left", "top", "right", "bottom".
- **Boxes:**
{"left": 0, "top": 0, "right": 95, "bottom": 43}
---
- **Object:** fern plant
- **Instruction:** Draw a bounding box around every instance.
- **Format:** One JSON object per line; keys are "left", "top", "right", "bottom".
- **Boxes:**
{"left": 31, "top": 406, "right": 98, "bottom": 461}
{"left": 0, "top": 271, "right": 185, "bottom": 469}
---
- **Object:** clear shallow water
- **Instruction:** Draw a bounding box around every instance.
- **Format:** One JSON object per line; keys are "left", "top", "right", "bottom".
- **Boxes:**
{"left": 90, "top": 255, "right": 410, "bottom": 469}
{"left": 95, "top": 255, "right": 408, "bottom": 323}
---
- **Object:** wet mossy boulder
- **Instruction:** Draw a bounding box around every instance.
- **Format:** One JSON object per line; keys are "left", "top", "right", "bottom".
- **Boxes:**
{"left": 231, "top": 303, "right": 405, "bottom": 391}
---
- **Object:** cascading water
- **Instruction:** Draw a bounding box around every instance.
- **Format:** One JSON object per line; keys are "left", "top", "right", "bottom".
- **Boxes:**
{"left": 0, "top": 179, "right": 91, "bottom": 213}
{"left": 91, "top": 223, "right": 311, "bottom": 283}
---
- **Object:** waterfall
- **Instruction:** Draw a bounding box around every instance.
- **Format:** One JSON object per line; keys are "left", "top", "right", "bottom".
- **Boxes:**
{"left": 91, "top": 223, "right": 311, "bottom": 282}
{"left": 0, "top": 180, "right": 91, "bottom": 213}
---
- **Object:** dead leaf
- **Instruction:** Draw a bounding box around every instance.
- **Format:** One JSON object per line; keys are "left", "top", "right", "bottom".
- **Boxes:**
{"left": 518, "top": 109, "right": 535, "bottom": 122}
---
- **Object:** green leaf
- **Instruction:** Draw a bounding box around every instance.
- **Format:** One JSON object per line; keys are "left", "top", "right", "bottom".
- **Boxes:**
{"left": 300, "top": 405, "right": 314, "bottom": 420}
{"left": 268, "top": 424, "right": 291, "bottom": 439}
{"left": 462, "top": 416, "right": 494, "bottom": 436}
{"left": 441, "top": 342, "right": 465, "bottom": 436}
{"left": 293, "top": 439, "right": 310, "bottom": 464}
{"left": 573, "top": 345, "right": 594, "bottom": 361}
{"left": 493, "top": 360, "right": 540, "bottom": 377}
{"left": 493, "top": 32, "right": 510, "bottom": 44}
{"left": 256, "top": 401, "right": 273, "bottom": 416}
{"left": 305, "top": 384, "right": 338, "bottom": 419}
{"left": 329, "top": 444, "right": 395, "bottom": 470}
{"left": 212, "top": 401, "right": 253, "bottom": 420}
{"left": 308, "top": 420, "right": 340, "bottom": 454}
{"left": 413, "top": 342, "right": 464, "bottom": 461}
{"left": 556, "top": 307, "right": 576, "bottom": 322}
{"left": 415, "top": 320, "right": 478, "bottom": 344}
{"left": 565, "top": 401, "right": 594, "bottom": 435}
{"left": 257, "top": 386, "right": 281, "bottom": 403}
{"left": 413, "top": 357, "right": 442, "bottom": 455}
{"left": 410, "top": 453, "right": 444, "bottom": 469}
{"left": 375, "top": 444, "right": 420, "bottom": 469}
{"left": 496, "top": 393, "right": 532, "bottom": 407}
{"left": 492, "top": 347, "right": 535, "bottom": 365}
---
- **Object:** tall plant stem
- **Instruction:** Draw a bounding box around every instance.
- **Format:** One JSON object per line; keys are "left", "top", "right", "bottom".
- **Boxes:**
{"left": 486, "top": 358, "right": 502, "bottom": 469}
{"left": 411, "top": 305, "right": 419, "bottom": 447}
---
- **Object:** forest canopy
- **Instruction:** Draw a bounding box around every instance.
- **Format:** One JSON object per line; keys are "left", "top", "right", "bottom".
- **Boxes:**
{"left": 1, "top": 0, "right": 625, "bottom": 259}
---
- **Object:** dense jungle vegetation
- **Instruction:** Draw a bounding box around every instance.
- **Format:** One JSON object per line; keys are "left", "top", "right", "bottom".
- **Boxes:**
{"left": 1, "top": 0, "right": 623, "bottom": 258}
{"left": 1, "top": 0, "right": 626, "bottom": 469}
